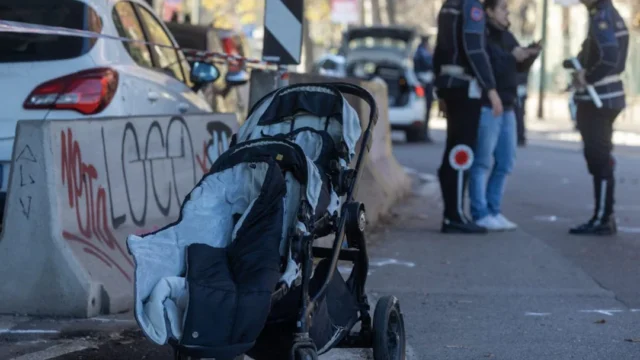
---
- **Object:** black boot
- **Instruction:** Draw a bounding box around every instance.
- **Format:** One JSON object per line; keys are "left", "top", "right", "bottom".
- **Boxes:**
{"left": 441, "top": 217, "right": 489, "bottom": 234}
{"left": 569, "top": 177, "right": 616, "bottom": 236}
{"left": 441, "top": 174, "right": 487, "bottom": 234}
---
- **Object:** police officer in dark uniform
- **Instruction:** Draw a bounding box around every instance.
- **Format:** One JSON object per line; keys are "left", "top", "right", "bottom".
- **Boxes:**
{"left": 564, "top": 0, "right": 629, "bottom": 235}
{"left": 433, "top": 0, "right": 502, "bottom": 233}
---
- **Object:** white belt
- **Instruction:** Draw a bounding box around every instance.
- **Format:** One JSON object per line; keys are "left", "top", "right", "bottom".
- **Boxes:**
{"left": 593, "top": 74, "right": 621, "bottom": 87}
{"left": 440, "top": 65, "right": 474, "bottom": 81}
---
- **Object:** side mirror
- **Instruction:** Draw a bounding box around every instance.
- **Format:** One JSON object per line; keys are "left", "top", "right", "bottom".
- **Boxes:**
{"left": 190, "top": 62, "right": 221, "bottom": 92}
{"left": 225, "top": 70, "right": 250, "bottom": 87}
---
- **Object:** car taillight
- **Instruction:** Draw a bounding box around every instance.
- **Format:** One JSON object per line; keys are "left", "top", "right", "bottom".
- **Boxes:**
{"left": 414, "top": 85, "right": 425, "bottom": 98}
{"left": 23, "top": 68, "right": 119, "bottom": 115}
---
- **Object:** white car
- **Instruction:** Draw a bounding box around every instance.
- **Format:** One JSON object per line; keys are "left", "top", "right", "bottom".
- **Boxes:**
{"left": 342, "top": 26, "right": 428, "bottom": 142}
{"left": 312, "top": 54, "right": 346, "bottom": 78}
{"left": 0, "top": 0, "right": 223, "bottom": 214}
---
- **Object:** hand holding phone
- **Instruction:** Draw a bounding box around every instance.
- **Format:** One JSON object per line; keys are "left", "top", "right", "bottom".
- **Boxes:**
{"left": 528, "top": 39, "right": 542, "bottom": 49}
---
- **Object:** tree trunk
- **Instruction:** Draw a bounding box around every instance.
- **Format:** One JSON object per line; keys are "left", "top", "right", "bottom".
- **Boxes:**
{"left": 386, "top": 0, "right": 396, "bottom": 25}
{"left": 370, "top": 0, "right": 382, "bottom": 25}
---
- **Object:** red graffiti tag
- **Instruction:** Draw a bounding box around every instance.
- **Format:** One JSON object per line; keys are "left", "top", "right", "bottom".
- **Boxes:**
{"left": 60, "top": 128, "right": 133, "bottom": 282}
{"left": 195, "top": 140, "right": 210, "bottom": 174}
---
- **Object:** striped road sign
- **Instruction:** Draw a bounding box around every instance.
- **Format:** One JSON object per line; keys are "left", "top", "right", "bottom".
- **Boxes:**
{"left": 262, "top": 0, "right": 304, "bottom": 65}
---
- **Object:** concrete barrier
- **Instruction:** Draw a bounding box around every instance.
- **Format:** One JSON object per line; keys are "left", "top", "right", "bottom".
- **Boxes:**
{"left": 248, "top": 70, "right": 412, "bottom": 226}
{"left": 0, "top": 113, "right": 238, "bottom": 317}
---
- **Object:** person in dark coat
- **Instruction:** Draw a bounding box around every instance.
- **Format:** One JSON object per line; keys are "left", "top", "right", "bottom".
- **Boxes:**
{"left": 502, "top": 27, "right": 535, "bottom": 147}
{"left": 413, "top": 35, "right": 435, "bottom": 142}
{"left": 468, "top": 0, "right": 540, "bottom": 231}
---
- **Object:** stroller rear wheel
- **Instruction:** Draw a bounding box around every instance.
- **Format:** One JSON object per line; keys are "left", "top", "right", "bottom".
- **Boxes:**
{"left": 372, "top": 296, "right": 406, "bottom": 360}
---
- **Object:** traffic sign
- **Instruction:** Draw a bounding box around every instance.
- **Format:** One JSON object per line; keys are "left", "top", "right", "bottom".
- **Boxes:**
{"left": 262, "top": 0, "right": 303, "bottom": 65}
{"left": 449, "top": 144, "right": 474, "bottom": 171}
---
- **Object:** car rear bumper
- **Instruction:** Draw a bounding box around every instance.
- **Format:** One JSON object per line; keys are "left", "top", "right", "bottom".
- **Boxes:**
{"left": 389, "top": 97, "right": 426, "bottom": 127}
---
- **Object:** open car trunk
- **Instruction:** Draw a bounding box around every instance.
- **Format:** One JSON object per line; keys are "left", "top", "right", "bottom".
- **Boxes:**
{"left": 345, "top": 60, "right": 415, "bottom": 108}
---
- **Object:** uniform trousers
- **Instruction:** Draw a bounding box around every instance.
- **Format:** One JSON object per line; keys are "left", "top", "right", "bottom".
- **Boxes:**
{"left": 576, "top": 101, "right": 621, "bottom": 221}
{"left": 437, "top": 88, "right": 482, "bottom": 222}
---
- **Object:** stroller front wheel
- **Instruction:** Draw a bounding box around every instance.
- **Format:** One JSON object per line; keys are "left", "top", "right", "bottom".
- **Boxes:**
{"left": 372, "top": 295, "right": 406, "bottom": 360}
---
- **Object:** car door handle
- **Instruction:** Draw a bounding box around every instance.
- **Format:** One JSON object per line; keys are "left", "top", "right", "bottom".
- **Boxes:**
{"left": 178, "top": 102, "right": 189, "bottom": 113}
{"left": 147, "top": 92, "right": 159, "bottom": 102}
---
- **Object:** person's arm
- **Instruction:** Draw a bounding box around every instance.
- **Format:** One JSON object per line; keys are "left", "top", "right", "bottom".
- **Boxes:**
{"left": 461, "top": 0, "right": 496, "bottom": 91}
{"left": 583, "top": 10, "right": 619, "bottom": 84}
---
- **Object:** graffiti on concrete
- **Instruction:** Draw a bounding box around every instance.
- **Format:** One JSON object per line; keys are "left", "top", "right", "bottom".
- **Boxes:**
{"left": 59, "top": 115, "right": 234, "bottom": 281}
{"left": 103, "top": 117, "right": 197, "bottom": 229}
{"left": 196, "top": 121, "right": 233, "bottom": 173}
{"left": 60, "top": 128, "right": 134, "bottom": 282}
{"left": 15, "top": 145, "right": 37, "bottom": 219}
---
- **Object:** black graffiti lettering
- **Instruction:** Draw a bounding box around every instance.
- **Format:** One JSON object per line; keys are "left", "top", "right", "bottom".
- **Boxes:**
{"left": 104, "top": 117, "right": 197, "bottom": 229}
{"left": 122, "top": 123, "right": 148, "bottom": 227}
{"left": 206, "top": 121, "right": 233, "bottom": 165}
{"left": 146, "top": 121, "right": 171, "bottom": 217}
{"left": 102, "top": 128, "right": 127, "bottom": 229}
{"left": 167, "top": 117, "right": 196, "bottom": 206}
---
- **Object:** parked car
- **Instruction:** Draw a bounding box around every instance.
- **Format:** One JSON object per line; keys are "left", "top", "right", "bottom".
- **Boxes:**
{"left": 0, "top": 0, "right": 226, "bottom": 219}
{"left": 311, "top": 54, "right": 346, "bottom": 78}
{"left": 341, "top": 26, "right": 428, "bottom": 143}
{"left": 164, "top": 22, "right": 251, "bottom": 122}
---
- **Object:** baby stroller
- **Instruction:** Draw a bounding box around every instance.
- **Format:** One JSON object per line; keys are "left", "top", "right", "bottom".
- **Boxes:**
{"left": 127, "top": 82, "right": 406, "bottom": 360}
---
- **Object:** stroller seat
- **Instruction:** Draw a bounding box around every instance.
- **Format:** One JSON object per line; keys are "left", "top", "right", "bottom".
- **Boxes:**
{"left": 127, "top": 138, "right": 324, "bottom": 354}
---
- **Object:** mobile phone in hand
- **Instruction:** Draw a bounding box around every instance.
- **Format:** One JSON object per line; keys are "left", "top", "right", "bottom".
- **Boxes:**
{"left": 528, "top": 39, "right": 542, "bottom": 49}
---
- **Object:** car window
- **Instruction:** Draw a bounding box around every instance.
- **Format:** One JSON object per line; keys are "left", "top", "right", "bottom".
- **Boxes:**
{"left": 0, "top": 0, "right": 102, "bottom": 63}
{"left": 135, "top": 5, "right": 186, "bottom": 82}
{"left": 321, "top": 60, "right": 338, "bottom": 71}
{"left": 112, "top": 2, "right": 154, "bottom": 68}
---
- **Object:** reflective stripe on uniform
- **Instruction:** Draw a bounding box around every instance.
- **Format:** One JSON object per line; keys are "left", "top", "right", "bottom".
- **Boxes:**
{"left": 440, "top": 64, "right": 475, "bottom": 81}
{"left": 593, "top": 74, "right": 621, "bottom": 87}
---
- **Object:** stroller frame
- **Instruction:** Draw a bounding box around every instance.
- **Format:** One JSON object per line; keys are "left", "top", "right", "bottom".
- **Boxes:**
{"left": 173, "top": 82, "right": 406, "bottom": 360}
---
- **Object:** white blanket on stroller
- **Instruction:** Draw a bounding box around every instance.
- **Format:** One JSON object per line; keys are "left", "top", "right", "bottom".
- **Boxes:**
{"left": 128, "top": 158, "right": 323, "bottom": 345}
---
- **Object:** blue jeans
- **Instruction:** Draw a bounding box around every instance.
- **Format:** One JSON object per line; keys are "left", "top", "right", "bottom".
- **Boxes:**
{"left": 469, "top": 107, "right": 517, "bottom": 221}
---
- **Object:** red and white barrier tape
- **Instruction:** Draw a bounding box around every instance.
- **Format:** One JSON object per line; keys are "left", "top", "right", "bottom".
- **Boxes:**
{"left": 0, "top": 20, "right": 277, "bottom": 69}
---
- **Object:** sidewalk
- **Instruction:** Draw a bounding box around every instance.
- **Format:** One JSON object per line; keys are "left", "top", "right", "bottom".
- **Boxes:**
{"left": 524, "top": 94, "right": 640, "bottom": 134}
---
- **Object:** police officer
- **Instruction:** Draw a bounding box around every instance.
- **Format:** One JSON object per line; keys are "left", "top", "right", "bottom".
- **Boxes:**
{"left": 564, "top": 0, "right": 629, "bottom": 235}
{"left": 433, "top": 0, "right": 502, "bottom": 233}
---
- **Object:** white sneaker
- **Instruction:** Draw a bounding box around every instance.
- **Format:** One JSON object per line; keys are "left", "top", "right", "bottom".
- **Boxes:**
{"left": 493, "top": 214, "right": 518, "bottom": 231}
{"left": 475, "top": 215, "right": 503, "bottom": 231}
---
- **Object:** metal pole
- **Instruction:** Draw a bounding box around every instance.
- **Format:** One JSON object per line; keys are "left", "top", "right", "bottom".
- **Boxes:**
{"left": 275, "top": 64, "right": 289, "bottom": 89}
{"left": 537, "top": 0, "right": 549, "bottom": 120}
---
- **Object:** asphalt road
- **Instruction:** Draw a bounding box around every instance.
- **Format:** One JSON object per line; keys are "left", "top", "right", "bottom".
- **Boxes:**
{"left": 376, "top": 127, "right": 640, "bottom": 360}
{"left": 3, "top": 126, "right": 640, "bottom": 360}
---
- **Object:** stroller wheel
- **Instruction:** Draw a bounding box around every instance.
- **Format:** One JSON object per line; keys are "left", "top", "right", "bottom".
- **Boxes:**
{"left": 372, "top": 296, "right": 406, "bottom": 360}
{"left": 294, "top": 348, "right": 318, "bottom": 360}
